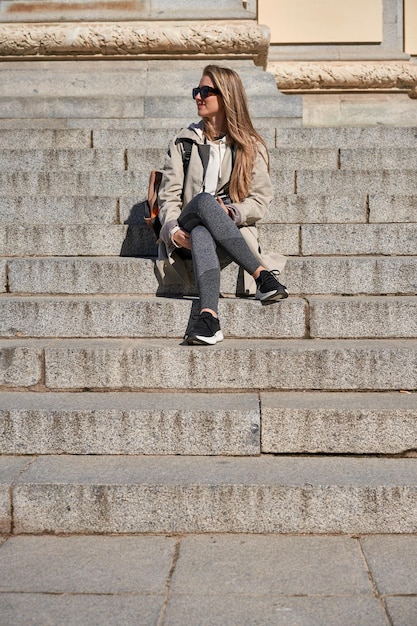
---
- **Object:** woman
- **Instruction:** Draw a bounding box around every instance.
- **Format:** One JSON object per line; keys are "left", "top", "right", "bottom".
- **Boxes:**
{"left": 157, "top": 64, "right": 288, "bottom": 345}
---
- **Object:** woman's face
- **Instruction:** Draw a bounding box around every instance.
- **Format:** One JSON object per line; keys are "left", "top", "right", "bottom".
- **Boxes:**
{"left": 195, "top": 74, "right": 224, "bottom": 120}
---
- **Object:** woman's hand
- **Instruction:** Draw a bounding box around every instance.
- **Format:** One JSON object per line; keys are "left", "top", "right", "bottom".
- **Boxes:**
{"left": 172, "top": 228, "right": 191, "bottom": 250}
{"left": 216, "top": 196, "right": 230, "bottom": 215}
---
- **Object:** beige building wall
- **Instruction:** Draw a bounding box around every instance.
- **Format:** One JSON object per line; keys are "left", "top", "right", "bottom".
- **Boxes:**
{"left": 259, "top": 0, "right": 383, "bottom": 44}
{"left": 405, "top": 0, "right": 417, "bottom": 54}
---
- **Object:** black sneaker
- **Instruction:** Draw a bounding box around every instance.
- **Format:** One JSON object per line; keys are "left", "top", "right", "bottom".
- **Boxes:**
{"left": 255, "top": 270, "right": 288, "bottom": 304}
{"left": 186, "top": 311, "right": 224, "bottom": 345}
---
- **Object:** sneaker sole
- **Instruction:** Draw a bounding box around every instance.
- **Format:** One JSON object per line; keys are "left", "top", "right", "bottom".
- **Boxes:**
{"left": 186, "top": 330, "right": 224, "bottom": 345}
{"left": 256, "top": 289, "right": 289, "bottom": 305}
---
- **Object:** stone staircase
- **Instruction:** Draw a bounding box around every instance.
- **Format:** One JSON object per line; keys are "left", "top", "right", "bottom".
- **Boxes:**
{"left": 0, "top": 61, "right": 417, "bottom": 537}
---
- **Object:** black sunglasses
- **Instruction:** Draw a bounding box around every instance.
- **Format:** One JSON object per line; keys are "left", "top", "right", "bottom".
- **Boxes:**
{"left": 192, "top": 86, "right": 220, "bottom": 100}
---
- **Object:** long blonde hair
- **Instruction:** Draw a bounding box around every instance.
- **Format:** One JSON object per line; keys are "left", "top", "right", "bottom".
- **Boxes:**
{"left": 201, "top": 64, "right": 269, "bottom": 203}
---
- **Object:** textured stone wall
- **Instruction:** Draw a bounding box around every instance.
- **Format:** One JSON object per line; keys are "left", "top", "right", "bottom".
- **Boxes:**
{"left": 0, "top": 0, "right": 256, "bottom": 22}
{"left": 0, "top": 20, "right": 269, "bottom": 66}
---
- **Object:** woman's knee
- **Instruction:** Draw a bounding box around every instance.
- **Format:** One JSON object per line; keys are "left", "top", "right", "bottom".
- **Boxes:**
{"left": 194, "top": 192, "right": 219, "bottom": 215}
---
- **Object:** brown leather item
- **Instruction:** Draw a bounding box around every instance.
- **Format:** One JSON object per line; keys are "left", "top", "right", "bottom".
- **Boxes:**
{"left": 145, "top": 169, "right": 163, "bottom": 238}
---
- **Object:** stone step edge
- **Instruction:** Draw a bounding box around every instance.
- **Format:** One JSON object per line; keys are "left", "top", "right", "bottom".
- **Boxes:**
{"left": 0, "top": 390, "right": 415, "bottom": 457}
{"left": 2, "top": 456, "right": 416, "bottom": 535}
{"left": 1, "top": 338, "right": 416, "bottom": 393}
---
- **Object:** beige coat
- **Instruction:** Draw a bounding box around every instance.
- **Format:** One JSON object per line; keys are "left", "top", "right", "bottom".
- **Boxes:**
{"left": 156, "top": 122, "right": 286, "bottom": 295}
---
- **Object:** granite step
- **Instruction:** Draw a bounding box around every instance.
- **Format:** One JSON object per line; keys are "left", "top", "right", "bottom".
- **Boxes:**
{"left": 4, "top": 256, "right": 417, "bottom": 296}
{"left": 1, "top": 338, "right": 416, "bottom": 391}
{"left": 1, "top": 295, "right": 416, "bottom": 339}
{"left": 0, "top": 193, "right": 370, "bottom": 225}
{"left": 0, "top": 223, "right": 298, "bottom": 257}
{"left": 1, "top": 455, "right": 416, "bottom": 534}
{"left": 0, "top": 391, "right": 261, "bottom": 456}
{"left": 2, "top": 146, "right": 416, "bottom": 173}
{"left": 0, "top": 295, "right": 306, "bottom": 339}
{"left": 275, "top": 127, "right": 417, "bottom": 148}
{"left": 1, "top": 192, "right": 415, "bottom": 225}
{"left": 2, "top": 168, "right": 417, "bottom": 197}
{"left": 0, "top": 390, "right": 415, "bottom": 456}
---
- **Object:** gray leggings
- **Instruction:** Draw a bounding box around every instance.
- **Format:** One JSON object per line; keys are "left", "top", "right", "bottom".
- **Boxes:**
{"left": 178, "top": 192, "right": 260, "bottom": 313}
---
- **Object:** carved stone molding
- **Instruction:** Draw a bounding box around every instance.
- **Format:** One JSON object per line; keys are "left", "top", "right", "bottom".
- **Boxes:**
{"left": 0, "top": 20, "right": 270, "bottom": 66}
{"left": 268, "top": 61, "right": 417, "bottom": 99}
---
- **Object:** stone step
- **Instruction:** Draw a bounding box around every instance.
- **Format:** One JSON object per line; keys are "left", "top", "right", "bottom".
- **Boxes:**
{"left": 340, "top": 147, "right": 417, "bottom": 169}
{"left": 0, "top": 295, "right": 306, "bottom": 339}
{"left": 0, "top": 193, "right": 370, "bottom": 225}
{"left": 1, "top": 126, "right": 416, "bottom": 151}
{"left": 0, "top": 391, "right": 260, "bottom": 456}
{"left": 3, "top": 193, "right": 414, "bottom": 226}
{"left": 1, "top": 390, "right": 415, "bottom": 456}
{"left": 261, "top": 391, "right": 417, "bottom": 455}
{"left": 0, "top": 196, "right": 119, "bottom": 225}
{"left": 2, "top": 168, "right": 417, "bottom": 196}
{"left": 0, "top": 170, "right": 150, "bottom": 197}
{"left": 309, "top": 296, "right": 417, "bottom": 338}
{"left": 1, "top": 338, "right": 416, "bottom": 391}
{"left": 0, "top": 60, "right": 302, "bottom": 120}
{"left": 1, "top": 295, "right": 416, "bottom": 339}
{"left": 0, "top": 129, "right": 91, "bottom": 149}
{"left": 2, "top": 455, "right": 416, "bottom": 534}
{"left": 2, "top": 193, "right": 415, "bottom": 225}
{"left": 276, "top": 127, "right": 417, "bottom": 148}
{"left": 296, "top": 169, "right": 417, "bottom": 195}
{"left": 5, "top": 256, "right": 417, "bottom": 296}
{"left": 3, "top": 146, "right": 417, "bottom": 173}
{"left": 0, "top": 223, "right": 298, "bottom": 257}
{"left": 0, "top": 149, "right": 128, "bottom": 172}
{"left": 300, "top": 224, "right": 417, "bottom": 256}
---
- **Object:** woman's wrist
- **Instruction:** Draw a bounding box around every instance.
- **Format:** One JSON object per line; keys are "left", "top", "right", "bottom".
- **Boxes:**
{"left": 170, "top": 225, "right": 181, "bottom": 247}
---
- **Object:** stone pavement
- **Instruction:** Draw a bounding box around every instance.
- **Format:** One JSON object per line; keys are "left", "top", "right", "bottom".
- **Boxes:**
{"left": 0, "top": 534, "right": 416, "bottom": 625}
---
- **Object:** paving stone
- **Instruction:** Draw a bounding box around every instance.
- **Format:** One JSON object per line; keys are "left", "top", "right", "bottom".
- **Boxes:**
{"left": 301, "top": 224, "right": 417, "bottom": 255}
{"left": 369, "top": 194, "right": 417, "bottom": 223}
{"left": 0, "top": 343, "right": 43, "bottom": 388}
{"left": 361, "top": 536, "right": 417, "bottom": 594}
{"left": 261, "top": 391, "right": 417, "bottom": 454}
{"left": 165, "top": 596, "right": 389, "bottom": 626}
{"left": 0, "top": 457, "right": 33, "bottom": 533}
{"left": 0, "top": 391, "right": 261, "bottom": 456}
{"left": 385, "top": 598, "right": 417, "bottom": 626}
{"left": 0, "top": 295, "right": 306, "bottom": 339}
{"left": 0, "top": 196, "right": 118, "bottom": 225}
{"left": 0, "top": 535, "right": 175, "bottom": 593}
{"left": 42, "top": 338, "right": 417, "bottom": 391}
{"left": 171, "top": 535, "right": 372, "bottom": 595}
{"left": 12, "top": 456, "right": 417, "bottom": 533}
{"left": 309, "top": 296, "right": 417, "bottom": 338}
{"left": 0, "top": 594, "right": 163, "bottom": 626}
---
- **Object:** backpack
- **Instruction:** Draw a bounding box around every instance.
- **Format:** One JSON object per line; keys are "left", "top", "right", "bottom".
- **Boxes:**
{"left": 145, "top": 138, "right": 193, "bottom": 240}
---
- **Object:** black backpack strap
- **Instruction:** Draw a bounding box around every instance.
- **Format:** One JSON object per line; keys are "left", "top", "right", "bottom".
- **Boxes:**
{"left": 175, "top": 137, "right": 195, "bottom": 177}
